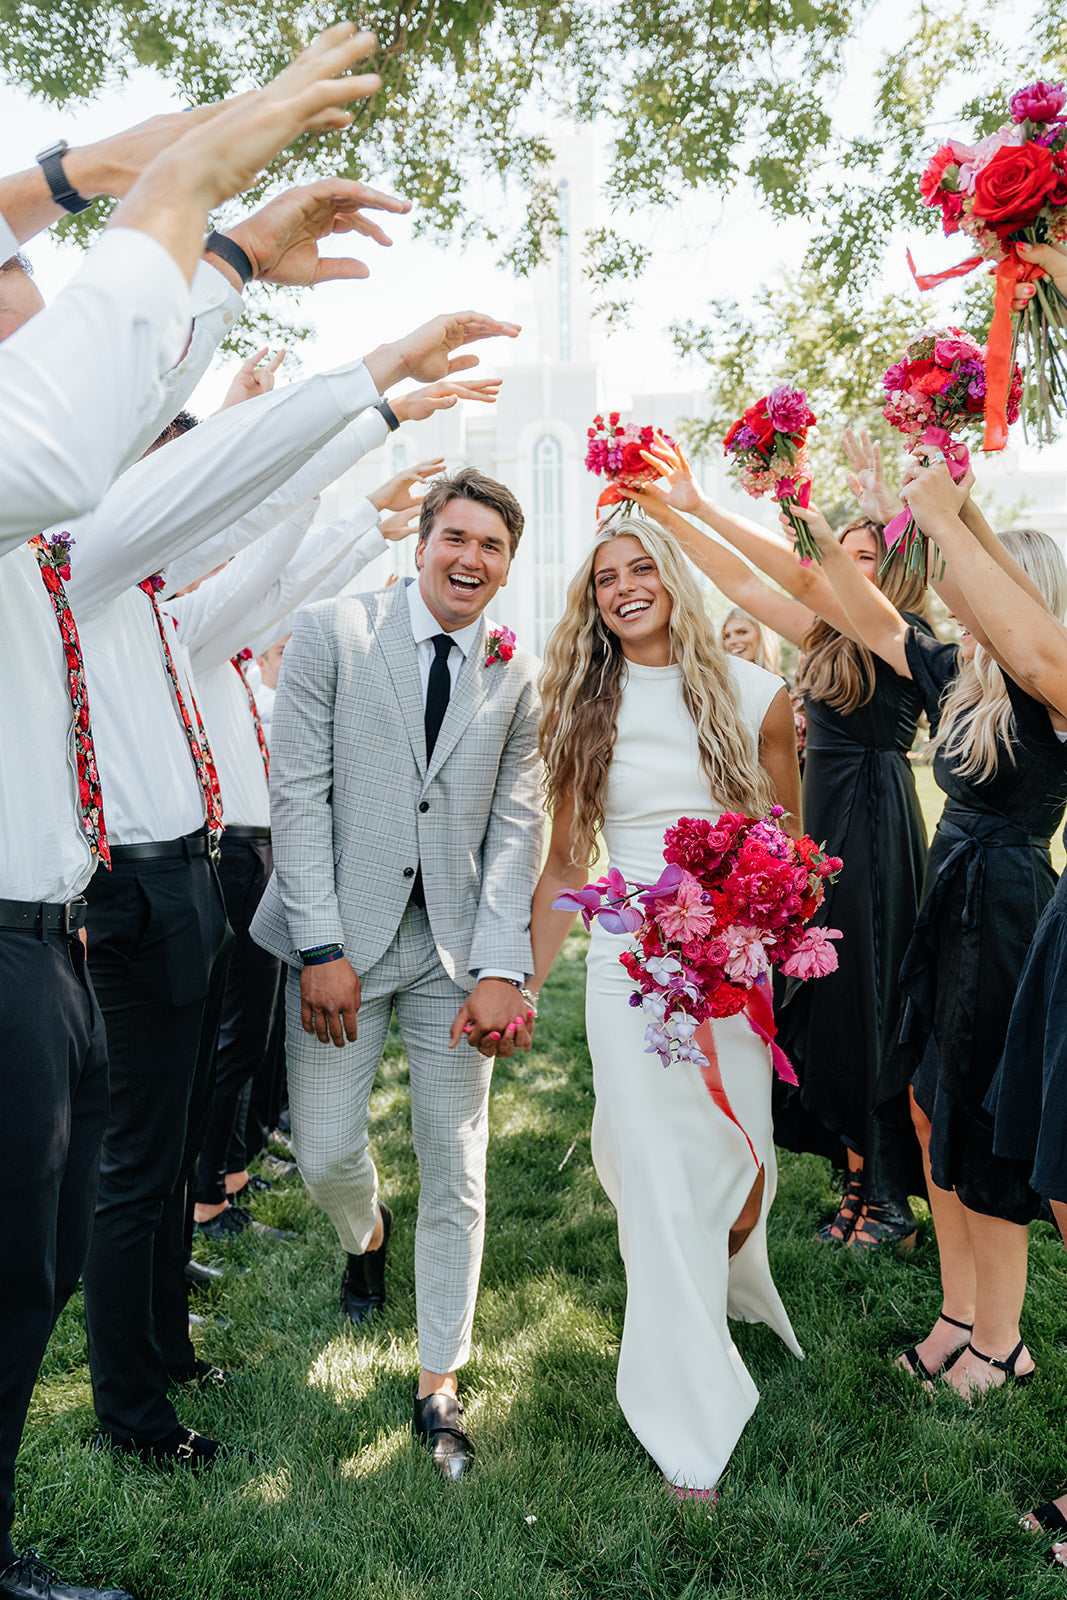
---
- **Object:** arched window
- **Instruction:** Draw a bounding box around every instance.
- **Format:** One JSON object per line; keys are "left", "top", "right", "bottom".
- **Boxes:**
{"left": 532, "top": 435, "right": 565, "bottom": 654}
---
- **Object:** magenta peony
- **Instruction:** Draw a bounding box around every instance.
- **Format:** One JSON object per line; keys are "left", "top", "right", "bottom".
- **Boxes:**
{"left": 1009, "top": 80, "right": 1067, "bottom": 126}
{"left": 765, "top": 384, "right": 812, "bottom": 435}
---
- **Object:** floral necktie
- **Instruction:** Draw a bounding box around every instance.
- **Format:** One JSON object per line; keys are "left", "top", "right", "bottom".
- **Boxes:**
{"left": 30, "top": 534, "right": 111, "bottom": 868}
{"left": 139, "top": 578, "right": 224, "bottom": 836}
{"left": 231, "top": 650, "right": 270, "bottom": 781}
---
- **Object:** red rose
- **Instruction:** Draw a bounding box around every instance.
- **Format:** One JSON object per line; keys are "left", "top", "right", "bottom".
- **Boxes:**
{"left": 40, "top": 565, "right": 60, "bottom": 592}
{"left": 620, "top": 440, "right": 648, "bottom": 474}
{"left": 79, "top": 777, "right": 91, "bottom": 804}
{"left": 743, "top": 404, "right": 775, "bottom": 450}
{"left": 973, "top": 142, "right": 1055, "bottom": 226}
{"left": 940, "top": 191, "right": 965, "bottom": 234}
{"left": 1049, "top": 169, "right": 1067, "bottom": 207}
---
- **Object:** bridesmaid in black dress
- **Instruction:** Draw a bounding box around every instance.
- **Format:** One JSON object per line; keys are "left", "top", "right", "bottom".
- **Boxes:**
{"left": 801, "top": 489, "right": 1067, "bottom": 1395}
{"left": 630, "top": 440, "right": 929, "bottom": 1248}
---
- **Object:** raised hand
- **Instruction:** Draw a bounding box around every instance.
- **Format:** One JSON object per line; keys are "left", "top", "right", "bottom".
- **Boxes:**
{"left": 1014, "top": 240, "right": 1067, "bottom": 311}
{"left": 379, "top": 503, "right": 422, "bottom": 541}
{"left": 222, "top": 178, "right": 410, "bottom": 287}
{"left": 368, "top": 457, "right": 446, "bottom": 517}
{"left": 217, "top": 346, "right": 286, "bottom": 411}
{"left": 390, "top": 375, "right": 502, "bottom": 423}
{"left": 636, "top": 439, "right": 702, "bottom": 515}
{"left": 840, "top": 427, "right": 903, "bottom": 525}
{"left": 900, "top": 460, "right": 974, "bottom": 524}
{"left": 779, "top": 501, "right": 836, "bottom": 555}
{"left": 382, "top": 312, "right": 520, "bottom": 389}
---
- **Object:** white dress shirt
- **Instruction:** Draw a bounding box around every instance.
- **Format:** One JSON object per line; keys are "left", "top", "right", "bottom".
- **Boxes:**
{"left": 404, "top": 578, "right": 525, "bottom": 987}
{"left": 0, "top": 545, "right": 95, "bottom": 901}
{"left": 54, "top": 361, "right": 383, "bottom": 616}
{"left": 160, "top": 409, "right": 389, "bottom": 596}
{"left": 0, "top": 228, "right": 190, "bottom": 555}
{"left": 170, "top": 504, "right": 387, "bottom": 829}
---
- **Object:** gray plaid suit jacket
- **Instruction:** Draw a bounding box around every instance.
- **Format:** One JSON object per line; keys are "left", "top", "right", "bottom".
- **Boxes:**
{"left": 250, "top": 579, "right": 543, "bottom": 987}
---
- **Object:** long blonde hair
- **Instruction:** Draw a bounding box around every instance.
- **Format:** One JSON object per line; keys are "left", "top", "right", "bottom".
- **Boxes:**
{"left": 722, "top": 606, "right": 781, "bottom": 674}
{"left": 539, "top": 517, "right": 777, "bottom": 867}
{"left": 794, "top": 518, "right": 928, "bottom": 714}
{"left": 931, "top": 528, "right": 1067, "bottom": 782}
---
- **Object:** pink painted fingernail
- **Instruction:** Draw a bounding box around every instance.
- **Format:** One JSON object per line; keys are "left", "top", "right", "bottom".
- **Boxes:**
{"left": 525, "top": 1011, "right": 534, "bottom": 1023}
{"left": 506, "top": 1020, "right": 518, "bottom": 1033}
{"left": 487, "top": 1032, "right": 501, "bottom": 1041}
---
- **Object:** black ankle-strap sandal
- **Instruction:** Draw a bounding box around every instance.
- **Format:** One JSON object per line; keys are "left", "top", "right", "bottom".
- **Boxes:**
{"left": 898, "top": 1311, "right": 973, "bottom": 1380}
{"left": 965, "top": 1338, "right": 1036, "bottom": 1388}
{"left": 817, "top": 1172, "right": 863, "bottom": 1244}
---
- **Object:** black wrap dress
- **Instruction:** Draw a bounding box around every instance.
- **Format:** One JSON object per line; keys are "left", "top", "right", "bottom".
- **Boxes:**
{"left": 987, "top": 835, "right": 1067, "bottom": 1204}
{"left": 774, "top": 616, "right": 931, "bottom": 1203}
{"left": 879, "top": 629, "right": 1067, "bottom": 1225}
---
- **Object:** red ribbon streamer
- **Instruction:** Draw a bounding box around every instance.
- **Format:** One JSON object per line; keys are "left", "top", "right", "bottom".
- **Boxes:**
{"left": 906, "top": 248, "right": 985, "bottom": 291}
{"left": 692, "top": 982, "right": 799, "bottom": 1167}
{"left": 983, "top": 256, "right": 1018, "bottom": 452}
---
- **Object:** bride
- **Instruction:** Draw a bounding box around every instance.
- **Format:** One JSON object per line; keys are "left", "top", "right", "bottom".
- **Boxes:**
{"left": 529, "top": 515, "right": 803, "bottom": 1495}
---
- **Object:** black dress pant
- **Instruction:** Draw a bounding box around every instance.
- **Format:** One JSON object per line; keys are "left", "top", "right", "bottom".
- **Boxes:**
{"left": 81, "top": 842, "right": 231, "bottom": 1443}
{"left": 0, "top": 927, "right": 108, "bottom": 1566}
{"left": 196, "top": 835, "right": 281, "bottom": 1204}
{"left": 229, "top": 994, "right": 286, "bottom": 1172}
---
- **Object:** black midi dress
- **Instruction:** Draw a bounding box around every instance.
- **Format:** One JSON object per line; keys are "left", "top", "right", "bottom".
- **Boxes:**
{"left": 774, "top": 617, "right": 931, "bottom": 1203}
{"left": 878, "top": 629, "right": 1067, "bottom": 1225}
{"left": 987, "top": 837, "right": 1067, "bottom": 1204}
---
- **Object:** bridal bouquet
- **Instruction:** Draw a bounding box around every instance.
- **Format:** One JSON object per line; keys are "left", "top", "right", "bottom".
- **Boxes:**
{"left": 553, "top": 809, "right": 841, "bottom": 1157}
{"left": 585, "top": 413, "right": 676, "bottom": 519}
{"left": 881, "top": 326, "right": 1023, "bottom": 578}
{"left": 723, "top": 386, "right": 820, "bottom": 562}
{"left": 911, "top": 78, "right": 1067, "bottom": 445}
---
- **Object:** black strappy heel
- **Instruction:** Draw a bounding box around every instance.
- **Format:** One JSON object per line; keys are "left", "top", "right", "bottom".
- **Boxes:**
{"left": 964, "top": 1338, "right": 1036, "bottom": 1388}
{"left": 817, "top": 1171, "right": 863, "bottom": 1244}
{"left": 898, "top": 1311, "right": 973, "bottom": 1380}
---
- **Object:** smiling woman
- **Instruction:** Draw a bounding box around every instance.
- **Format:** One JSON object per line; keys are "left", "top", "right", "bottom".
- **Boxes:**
{"left": 526, "top": 514, "right": 803, "bottom": 1497}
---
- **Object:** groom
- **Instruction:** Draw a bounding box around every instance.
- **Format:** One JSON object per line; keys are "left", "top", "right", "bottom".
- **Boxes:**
{"left": 251, "top": 466, "right": 543, "bottom": 1479}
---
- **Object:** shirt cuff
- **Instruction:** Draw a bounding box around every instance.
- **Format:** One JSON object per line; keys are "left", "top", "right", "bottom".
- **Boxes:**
{"left": 0, "top": 208, "right": 18, "bottom": 262}
{"left": 189, "top": 258, "right": 245, "bottom": 324}
{"left": 323, "top": 359, "right": 382, "bottom": 421}
{"left": 477, "top": 968, "right": 526, "bottom": 986}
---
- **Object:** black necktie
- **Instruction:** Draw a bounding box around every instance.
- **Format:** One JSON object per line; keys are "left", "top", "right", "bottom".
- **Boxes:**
{"left": 425, "top": 633, "right": 453, "bottom": 761}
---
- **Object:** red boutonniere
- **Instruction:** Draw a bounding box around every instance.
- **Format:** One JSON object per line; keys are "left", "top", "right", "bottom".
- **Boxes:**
{"left": 485, "top": 625, "right": 516, "bottom": 667}
{"left": 47, "top": 531, "right": 74, "bottom": 583}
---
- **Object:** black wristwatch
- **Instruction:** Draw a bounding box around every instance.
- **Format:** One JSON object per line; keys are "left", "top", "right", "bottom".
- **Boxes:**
{"left": 375, "top": 399, "right": 401, "bottom": 432}
{"left": 36, "top": 140, "right": 92, "bottom": 215}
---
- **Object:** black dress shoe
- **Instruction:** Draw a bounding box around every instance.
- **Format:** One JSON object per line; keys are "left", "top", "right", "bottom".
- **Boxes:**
{"left": 0, "top": 1551, "right": 133, "bottom": 1600}
{"left": 340, "top": 1204, "right": 392, "bottom": 1326}
{"left": 412, "top": 1391, "right": 474, "bottom": 1483}
{"left": 184, "top": 1258, "right": 227, "bottom": 1292}
{"left": 93, "top": 1424, "right": 242, "bottom": 1471}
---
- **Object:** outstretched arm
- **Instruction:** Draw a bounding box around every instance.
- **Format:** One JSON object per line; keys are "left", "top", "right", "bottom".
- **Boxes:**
{"left": 637, "top": 440, "right": 866, "bottom": 640}
{"left": 903, "top": 466, "right": 1067, "bottom": 716}
{"left": 629, "top": 488, "right": 811, "bottom": 646}
{"left": 792, "top": 503, "right": 912, "bottom": 677}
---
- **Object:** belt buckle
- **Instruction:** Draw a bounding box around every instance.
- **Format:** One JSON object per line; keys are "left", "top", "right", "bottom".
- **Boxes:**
{"left": 63, "top": 897, "right": 86, "bottom": 937}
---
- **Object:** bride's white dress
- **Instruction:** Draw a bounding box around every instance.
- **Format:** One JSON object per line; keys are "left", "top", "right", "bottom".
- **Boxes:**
{"left": 586, "top": 656, "right": 803, "bottom": 1490}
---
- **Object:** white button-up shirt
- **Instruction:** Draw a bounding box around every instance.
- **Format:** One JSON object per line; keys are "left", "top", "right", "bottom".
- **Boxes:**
{"left": 0, "top": 228, "right": 190, "bottom": 555}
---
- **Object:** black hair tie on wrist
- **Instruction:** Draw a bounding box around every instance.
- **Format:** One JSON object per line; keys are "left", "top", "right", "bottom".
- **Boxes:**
{"left": 205, "top": 230, "right": 255, "bottom": 289}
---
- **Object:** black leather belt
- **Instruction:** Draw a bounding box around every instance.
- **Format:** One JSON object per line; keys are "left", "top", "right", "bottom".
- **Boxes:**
{"left": 109, "top": 827, "right": 211, "bottom": 864}
{"left": 0, "top": 896, "right": 87, "bottom": 934}
{"left": 222, "top": 825, "right": 271, "bottom": 841}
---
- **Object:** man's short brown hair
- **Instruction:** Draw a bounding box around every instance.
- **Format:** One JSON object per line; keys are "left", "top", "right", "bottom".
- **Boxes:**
{"left": 417, "top": 467, "right": 524, "bottom": 558}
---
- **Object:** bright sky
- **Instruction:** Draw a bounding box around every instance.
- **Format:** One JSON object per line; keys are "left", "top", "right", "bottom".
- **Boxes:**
{"left": 1, "top": 2, "right": 1063, "bottom": 471}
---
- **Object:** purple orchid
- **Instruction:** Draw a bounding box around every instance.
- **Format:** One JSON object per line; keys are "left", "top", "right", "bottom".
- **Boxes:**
{"left": 635, "top": 861, "right": 686, "bottom": 906}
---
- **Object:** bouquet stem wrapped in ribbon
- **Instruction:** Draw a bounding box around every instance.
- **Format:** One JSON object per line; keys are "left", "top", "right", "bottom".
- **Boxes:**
{"left": 723, "top": 386, "right": 820, "bottom": 561}
{"left": 881, "top": 327, "right": 1022, "bottom": 579}
{"left": 585, "top": 413, "right": 677, "bottom": 521}
{"left": 553, "top": 809, "right": 842, "bottom": 1160}
{"left": 910, "top": 78, "right": 1067, "bottom": 447}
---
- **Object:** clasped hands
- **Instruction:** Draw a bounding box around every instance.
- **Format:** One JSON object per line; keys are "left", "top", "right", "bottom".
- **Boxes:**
{"left": 300, "top": 961, "right": 533, "bottom": 1058}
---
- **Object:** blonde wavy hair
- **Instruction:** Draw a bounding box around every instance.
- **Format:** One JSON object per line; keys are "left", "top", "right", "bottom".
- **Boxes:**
{"left": 539, "top": 517, "right": 777, "bottom": 867}
{"left": 794, "top": 518, "right": 929, "bottom": 714}
{"left": 931, "top": 528, "right": 1067, "bottom": 782}
{"left": 722, "top": 607, "right": 781, "bottom": 674}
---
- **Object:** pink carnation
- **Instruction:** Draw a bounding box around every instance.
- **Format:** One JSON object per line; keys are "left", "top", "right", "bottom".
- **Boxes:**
{"left": 780, "top": 926, "right": 842, "bottom": 980}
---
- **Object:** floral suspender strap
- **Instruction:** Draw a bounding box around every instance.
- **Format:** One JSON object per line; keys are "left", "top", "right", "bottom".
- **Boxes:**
{"left": 231, "top": 650, "right": 269, "bottom": 781}
{"left": 139, "top": 578, "right": 224, "bottom": 837}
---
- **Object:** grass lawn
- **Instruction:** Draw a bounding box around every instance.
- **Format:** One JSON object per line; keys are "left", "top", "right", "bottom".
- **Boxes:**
{"left": 20, "top": 906, "right": 1067, "bottom": 1600}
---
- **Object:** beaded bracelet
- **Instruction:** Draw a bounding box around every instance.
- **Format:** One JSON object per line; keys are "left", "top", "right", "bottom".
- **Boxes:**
{"left": 300, "top": 944, "right": 345, "bottom": 966}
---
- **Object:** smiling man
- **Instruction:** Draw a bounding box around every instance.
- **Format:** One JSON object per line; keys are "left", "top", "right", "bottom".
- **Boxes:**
{"left": 251, "top": 466, "right": 543, "bottom": 1480}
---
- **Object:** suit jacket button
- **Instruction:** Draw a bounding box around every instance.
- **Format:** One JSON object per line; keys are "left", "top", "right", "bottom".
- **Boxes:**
{"left": 402, "top": 866, "right": 415, "bottom": 878}
{"left": 418, "top": 801, "right": 430, "bottom": 813}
